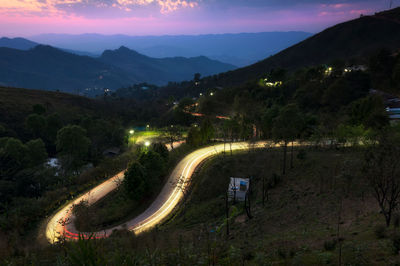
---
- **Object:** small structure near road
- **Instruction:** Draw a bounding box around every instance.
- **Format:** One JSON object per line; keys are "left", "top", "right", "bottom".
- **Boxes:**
{"left": 227, "top": 177, "right": 249, "bottom": 202}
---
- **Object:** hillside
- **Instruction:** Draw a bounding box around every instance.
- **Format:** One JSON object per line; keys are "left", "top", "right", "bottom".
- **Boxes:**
{"left": 0, "top": 45, "right": 136, "bottom": 93}
{"left": 0, "top": 45, "right": 236, "bottom": 93}
{"left": 211, "top": 7, "right": 400, "bottom": 87}
{"left": 99, "top": 46, "right": 236, "bottom": 85}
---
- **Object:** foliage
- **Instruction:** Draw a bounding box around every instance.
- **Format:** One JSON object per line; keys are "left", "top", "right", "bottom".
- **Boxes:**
{"left": 25, "top": 114, "right": 47, "bottom": 139}
{"left": 56, "top": 125, "right": 91, "bottom": 172}
{"left": 151, "top": 142, "right": 169, "bottom": 162}
{"left": 139, "top": 150, "right": 166, "bottom": 186}
{"left": 123, "top": 161, "right": 147, "bottom": 200}
{"left": 364, "top": 129, "right": 400, "bottom": 227}
{"left": 186, "top": 126, "right": 202, "bottom": 147}
{"left": 324, "top": 240, "right": 337, "bottom": 251}
{"left": 199, "top": 117, "right": 215, "bottom": 144}
{"left": 374, "top": 224, "right": 386, "bottom": 239}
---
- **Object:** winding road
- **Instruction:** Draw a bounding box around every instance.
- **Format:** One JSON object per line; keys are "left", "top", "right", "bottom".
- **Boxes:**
{"left": 45, "top": 141, "right": 269, "bottom": 244}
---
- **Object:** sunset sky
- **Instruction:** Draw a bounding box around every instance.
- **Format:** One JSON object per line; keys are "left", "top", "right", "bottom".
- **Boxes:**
{"left": 0, "top": 0, "right": 397, "bottom": 36}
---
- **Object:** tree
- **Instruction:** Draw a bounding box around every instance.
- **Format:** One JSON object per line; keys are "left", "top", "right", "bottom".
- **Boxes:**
{"left": 26, "top": 138, "right": 48, "bottom": 166}
{"left": 200, "top": 117, "right": 215, "bottom": 144}
{"left": 194, "top": 73, "right": 201, "bottom": 83}
{"left": 272, "top": 104, "right": 304, "bottom": 174}
{"left": 0, "top": 138, "right": 29, "bottom": 178}
{"left": 139, "top": 150, "right": 166, "bottom": 187}
{"left": 349, "top": 95, "right": 389, "bottom": 130}
{"left": 364, "top": 131, "right": 400, "bottom": 227}
{"left": 223, "top": 119, "right": 240, "bottom": 155}
{"left": 393, "top": 58, "right": 400, "bottom": 91}
{"left": 161, "top": 126, "right": 182, "bottom": 149}
{"left": 46, "top": 113, "right": 63, "bottom": 143}
{"left": 25, "top": 114, "right": 47, "bottom": 139}
{"left": 123, "top": 161, "right": 147, "bottom": 200}
{"left": 32, "top": 104, "right": 46, "bottom": 115}
{"left": 0, "top": 124, "right": 6, "bottom": 137}
{"left": 151, "top": 142, "right": 169, "bottom": 162}
{"left": 56, "top": 125, "right": 91, "bottom": 172}
{"left": 187, "top": 126, "right": 202, "bottom": 147}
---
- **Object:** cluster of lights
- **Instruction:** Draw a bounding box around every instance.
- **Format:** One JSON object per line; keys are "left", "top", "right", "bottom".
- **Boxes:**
{"left": 325, "top": 67, "right": 333, "bottom": 76}
{"left": 344, "top": 68, "right": 352, "bottom": 73}
{"left": 263, "top": 78, "right": 283, "bottom": 87}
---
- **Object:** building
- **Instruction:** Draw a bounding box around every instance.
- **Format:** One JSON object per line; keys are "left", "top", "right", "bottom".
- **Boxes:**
{"left": 227, "top": 177, "right": 250, "bottom": 202}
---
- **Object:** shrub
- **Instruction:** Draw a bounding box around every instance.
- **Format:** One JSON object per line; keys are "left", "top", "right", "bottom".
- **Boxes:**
{"left": 323, "top": 239, "right": 337, "bottom": 251}
{"left": 394, "top": 214, "right": 400, "bottom": 228}
{"left": 297, "top": 149, "right": 307, "bottom": 160}
{"left": 268, "top": 173, "right": 281, "bottom": 188}
{"left": 374, "top": 224, "right": 386, "bottom": 239}
{"left": 392, "top": 232, "right": 400, "bottom": 255}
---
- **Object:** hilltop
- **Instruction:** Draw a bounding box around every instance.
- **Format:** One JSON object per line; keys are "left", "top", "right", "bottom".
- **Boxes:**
{"left": 30, "top": 32, "right": 313, "bottom": 67}
{"left": 209, "top": 7, "right": 400, "bottom": 87}
{"left": 99, "top": 46, "right": 236, "bottom": 85}
{"left": 0, "top": 37, "right": 38, "bottom": 50}
{"left": 0, "top": 45, "right": 235, "bottom": 93}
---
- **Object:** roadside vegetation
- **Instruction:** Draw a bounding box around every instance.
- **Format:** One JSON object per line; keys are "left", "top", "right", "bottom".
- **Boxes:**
{"left": 5, "top": 142, "right": 400, "bottom": 264}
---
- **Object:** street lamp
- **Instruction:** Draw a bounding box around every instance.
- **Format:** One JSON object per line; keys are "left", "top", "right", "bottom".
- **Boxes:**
{"left": 145, "top": 141, "right": 151, "bottom": 147}
{"left": 210, "top": 92, "right": 214, "bottom": 96}
{"left": 129, "top": 130, "right": 134, "bottom": 134}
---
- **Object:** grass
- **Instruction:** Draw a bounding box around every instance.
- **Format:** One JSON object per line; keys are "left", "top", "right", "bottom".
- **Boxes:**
{"left": 5, "top": 146, "right": 400, "bottom": 264}
{"left": 156, "top": 146, "right": 400, "bottom": 264}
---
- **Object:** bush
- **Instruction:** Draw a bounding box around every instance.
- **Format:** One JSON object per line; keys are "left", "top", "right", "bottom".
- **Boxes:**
{"left": 123, "top": 161, "right": 147, "bottom": 200}
{"left": 323, "top": 239, "right": 337, "bottom": 251}
{"left": 394, "top": 214, "right": 400, "bottom": 228}
{"left": 374, "top": 224, "right": 386, "bottom": 239}
{"left": 297, "top": 149, "right": 307, "bottom": 160}
{"left": 392, "top": 232, "right": 400, "bottom": 255}
{"left": 268, "top": 173, "right": 281, "bottom": 189}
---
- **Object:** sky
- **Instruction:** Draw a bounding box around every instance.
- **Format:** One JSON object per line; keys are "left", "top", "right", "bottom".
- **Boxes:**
{"left": 0, "top": 0, "right": 398, "bottom": 36}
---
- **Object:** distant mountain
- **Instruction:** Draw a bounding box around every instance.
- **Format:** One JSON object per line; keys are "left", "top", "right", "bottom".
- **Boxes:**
{"left": 0, "top": 36, "right": 99, "bottom": 57}
{"left": 0, "top": 37, "right": 38, "bottom": 50}
{"left": 99, "top": 46, "right": 236, "bottom": 85}
{"left": 0, "top": 45, "right": 138, "bottom": 92}
{"left": 0, "top": 45, "right": 236, "bottom": 93}
{"left": 29, "top": 32, "right": 313, "bottom": 67}
{"left": 210, "top": 7, "right": 400, "bottom": 86}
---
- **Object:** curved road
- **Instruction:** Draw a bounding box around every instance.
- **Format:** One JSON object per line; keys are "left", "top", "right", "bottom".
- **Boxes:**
{"left": 45, "top": 141, "right": 269, "bottom": 243}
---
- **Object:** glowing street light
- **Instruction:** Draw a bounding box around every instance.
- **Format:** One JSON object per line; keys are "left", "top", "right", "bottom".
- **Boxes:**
{"left": 129, "top": 130, "right": 134, "bottom": 134}
{"left": 145, "top": 141, "right": 151, "bottom": 147}
{"left": 210, "top": 92, "right": 214, "bottom": 96}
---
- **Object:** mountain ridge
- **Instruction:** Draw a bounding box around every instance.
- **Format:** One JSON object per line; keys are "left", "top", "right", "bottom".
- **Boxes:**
{"left": 208, "top": 7, "right": 400, "bottom": 87}
{"left": 0, "top": 45, "right": 235, "bottom": 93}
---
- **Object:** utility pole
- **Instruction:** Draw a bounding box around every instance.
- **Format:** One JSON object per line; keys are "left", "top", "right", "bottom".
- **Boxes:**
{"left": 225, "top": 191, "right": 230, "bottom": 236}
{"left": 245, "top": 192, "right": 253, "bottom": 219}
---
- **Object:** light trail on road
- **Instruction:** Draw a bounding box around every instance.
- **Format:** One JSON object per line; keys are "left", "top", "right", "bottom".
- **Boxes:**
{"left": 45, "top": 141, "right": 269, "bottom": 243}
